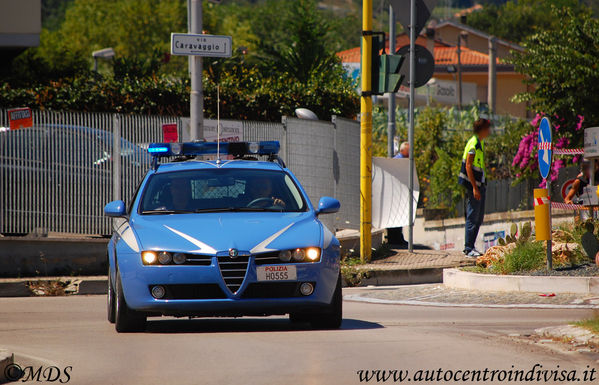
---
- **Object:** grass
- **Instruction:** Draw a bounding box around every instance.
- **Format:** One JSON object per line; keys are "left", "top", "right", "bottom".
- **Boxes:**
{"left": 492, "top": 241, "right": 545, "bottom": 274}
{"left": 574, "top": 315, "right": 599, "bottom": 334}
{"left": 339, "top": 243, "right": 395, "bottom": 287}
{"left": 340, "top": 255, "right": 370, "bottom": 287}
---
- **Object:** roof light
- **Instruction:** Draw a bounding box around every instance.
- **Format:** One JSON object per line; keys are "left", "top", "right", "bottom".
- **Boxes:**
{"left": 148, "top": 146, "right": 169, "bottom": 153}
{"left": 147, "top": 141, "right": 280, "bottom": 158}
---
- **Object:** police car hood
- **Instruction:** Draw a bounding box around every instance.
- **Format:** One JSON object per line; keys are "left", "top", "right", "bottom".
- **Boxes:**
{"left": 130, "top": 212, "right": 321, "bottom": 253}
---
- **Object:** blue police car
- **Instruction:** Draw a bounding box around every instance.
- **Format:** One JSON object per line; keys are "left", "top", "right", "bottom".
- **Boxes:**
{"left": 104, "top": 141, "right": 342, "bottom": 332}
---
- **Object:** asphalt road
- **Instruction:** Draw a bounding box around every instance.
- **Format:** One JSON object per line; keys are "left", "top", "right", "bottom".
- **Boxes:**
{"left": 1, "top": 289, "right": 598, "bottom": 385}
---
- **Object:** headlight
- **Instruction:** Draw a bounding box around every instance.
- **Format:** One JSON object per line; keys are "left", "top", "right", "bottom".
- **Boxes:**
{"left": 172, "top": 252, "right": 186, "bottom": 265}
{"left": 274, "top": 248, "right": 321, "bottom": 263}
{"left": 142, "top": 251, "right": 157, "bottom": 265}
{"left": 306, "top": 247, "right": 320, "bottom": 261}
{"left": 292, "top": 248, "right": 305, "bottom": 262}
{"left": 158, "top": 251, "right": 172, "bottom": 265}
{"left": 141, "top": 250, "right": 186, "bottom": 265}
{"left": 278, "top": 250, "right": 292, "bottom": 262}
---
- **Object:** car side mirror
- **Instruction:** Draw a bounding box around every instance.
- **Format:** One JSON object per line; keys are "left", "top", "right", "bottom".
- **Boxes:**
{"left": 315, "top": 197, "right": 340, "bottom": 215}
{"left": 104, "top": 200, "right": 126, "bottom": 217}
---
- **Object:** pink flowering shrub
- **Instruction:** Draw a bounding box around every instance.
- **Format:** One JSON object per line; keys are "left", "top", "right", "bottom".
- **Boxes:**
{"left": 512, "top": 114, "right": 584, "bottom": 186}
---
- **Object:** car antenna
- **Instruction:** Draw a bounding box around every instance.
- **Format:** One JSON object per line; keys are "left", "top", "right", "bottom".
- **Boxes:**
{"left": 216, "top": 84, "right": 221, "bottom": 164}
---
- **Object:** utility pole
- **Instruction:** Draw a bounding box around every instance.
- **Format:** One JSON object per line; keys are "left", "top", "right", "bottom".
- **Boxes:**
{"left": 360, "top": 0, "right": 373, "bottom": 262}
{"left": 408, "top": 0, "right": 416, "bottom": 252}
{"left": 487, "top": 37, "right": 497, "bottom": 115}
{"left": 387, "top": 4, "right": 396, "bottom": 158}
{"left": 190, "top": 0, "right": 204, "bottom": 141}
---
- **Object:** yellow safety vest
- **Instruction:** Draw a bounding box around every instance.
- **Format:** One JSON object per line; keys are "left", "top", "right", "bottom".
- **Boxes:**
{"left": 458, "top": 135, "right": 485, "bottom": 188}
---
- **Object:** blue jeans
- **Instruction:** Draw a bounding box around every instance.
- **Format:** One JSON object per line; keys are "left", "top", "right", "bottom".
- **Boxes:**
{"left": 464, "top": 185, "right": 486, "bottom": 252}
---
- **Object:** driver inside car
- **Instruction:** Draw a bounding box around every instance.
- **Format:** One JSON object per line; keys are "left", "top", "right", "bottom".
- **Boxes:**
{"left": 245, "top": 176, "right": 286, "bottom": 208}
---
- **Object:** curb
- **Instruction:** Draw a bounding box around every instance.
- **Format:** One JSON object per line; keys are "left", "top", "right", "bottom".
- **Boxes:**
{"left": 0, "top": 348, "right": 15, "bottom": 383}
{"left": 444, "top": 268, "right": 599, "bottom": 295}
{"left": 535, "top": 325, "right": 599, "bottom": 347}
{"left": 343, "top": 294, "right": 599, "bottom": 309}
{"left": 0, "top": 276, "right": 107, "bottom": 297}
{"left": 345, "top": 267, "right": 444, "bottom": 287}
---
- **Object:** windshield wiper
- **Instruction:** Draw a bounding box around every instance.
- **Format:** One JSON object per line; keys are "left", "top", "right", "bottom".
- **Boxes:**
{"left": 234, "top": 207, "right": 283, "bottom": 212}
{"left": 141, "top": 209, "right": 193, "bottom": 215}
{"left": 193, "top": 207, "right": 283, "bottom": 213}
{"left": 193, "top": 207, "right": 240, "bottom": 213}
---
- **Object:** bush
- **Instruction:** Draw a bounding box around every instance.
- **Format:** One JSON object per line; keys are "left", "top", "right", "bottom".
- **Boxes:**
{"left": 0, "top": 66, "right": 359, "bottom": 121}
{"left": 493, "top": 241, "right": 545, "bottom": 274}
{"left": 372, "top": 104, "right": 531, "bottom": 212}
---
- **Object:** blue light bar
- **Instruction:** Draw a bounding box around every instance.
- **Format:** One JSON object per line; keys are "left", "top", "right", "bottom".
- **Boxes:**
{"left": 147, "top": 141, "right": 280, "bottom": 157}
{"left": 147, "top": 146, "right": 169, "bottom": 153}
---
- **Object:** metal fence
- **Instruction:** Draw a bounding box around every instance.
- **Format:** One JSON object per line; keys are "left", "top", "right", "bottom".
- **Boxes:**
{"left": 0, "top": 109, "right": 360, "bottom": 236}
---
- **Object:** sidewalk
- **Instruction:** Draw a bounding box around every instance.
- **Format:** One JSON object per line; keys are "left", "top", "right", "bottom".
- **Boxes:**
{"left": 345, "top": 284, "right": 599, "bottom": 309}
{"left": 352, "top": 249, "right": 475, "bottom": 286}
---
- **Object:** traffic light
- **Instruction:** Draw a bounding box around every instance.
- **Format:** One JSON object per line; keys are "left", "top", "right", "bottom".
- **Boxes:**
{"left": 369, "top": 34, "right": 405, "bottom": 95}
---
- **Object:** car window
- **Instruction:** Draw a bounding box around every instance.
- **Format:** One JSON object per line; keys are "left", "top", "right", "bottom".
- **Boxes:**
{"left": 139, "top": 168, "right": 307, "bottom": 213}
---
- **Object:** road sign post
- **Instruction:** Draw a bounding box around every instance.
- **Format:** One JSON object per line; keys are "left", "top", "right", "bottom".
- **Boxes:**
{"left": 537, "top": 117, "right": 553, "bottom": 270}
{"left": 360, "top": 0, "right": 373, "bottom": 262}
{"left": 171, "top": 28, "right": 232, "bottom": 142}
{"left": 390, "top": 0, "right": 436, "bottom": 252}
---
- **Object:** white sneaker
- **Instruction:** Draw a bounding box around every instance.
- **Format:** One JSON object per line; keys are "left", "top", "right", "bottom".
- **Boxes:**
{"left": 466, "top": 250, "right": 482, "bottom": 258}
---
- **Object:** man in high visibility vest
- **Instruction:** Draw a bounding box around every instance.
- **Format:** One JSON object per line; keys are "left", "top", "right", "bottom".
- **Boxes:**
{"left": 458, "top": 118, "right": 491, "bottom": 257}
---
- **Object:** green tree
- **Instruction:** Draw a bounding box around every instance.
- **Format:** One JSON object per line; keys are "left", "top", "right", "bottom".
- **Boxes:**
{"left": 510, "top": 7, "right": 599, "bottom": 147}
{"left": 465, "top": 0, "right": 585, "bottom": 43}
{"left": 251, "top": 0, "right": 341, "bottom": 83}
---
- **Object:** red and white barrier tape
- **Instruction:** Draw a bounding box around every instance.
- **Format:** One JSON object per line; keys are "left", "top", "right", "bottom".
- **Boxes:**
{"left": 550, "top": 201, "right": 592, "bottom": 210}
{"left": 552, "top": 148, "right": 584, "bottom": 155}
{"left": 533, "top": 196, "right": 550, "bottom": 206}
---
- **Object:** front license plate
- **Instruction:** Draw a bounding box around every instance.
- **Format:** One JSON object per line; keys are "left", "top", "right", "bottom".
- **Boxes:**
{"left": 257, "top": 265, "right": 297, "bottom": 281}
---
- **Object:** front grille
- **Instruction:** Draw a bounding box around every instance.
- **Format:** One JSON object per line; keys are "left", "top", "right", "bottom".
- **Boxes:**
{"left": 217, "top": 255, "right": 250, "bottom": 294}
{"left": 183, "top": 254, "right": 212, "bottom": 266}
{"left": 241, "top": 282, "right": 316, "bottom": 299}
{"left": 153, "top": 284, "right": 227, "bottom": 300}
{"left": 253, "top": 252, "right": 281, "bottom": 265}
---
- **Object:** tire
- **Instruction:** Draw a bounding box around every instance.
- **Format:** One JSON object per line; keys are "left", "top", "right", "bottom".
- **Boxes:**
{"left": 107, "top": 268, "right": 116, "bottom": 324}
{"left": 115, "top": 273, "right": 146, "bottom": 333}
{"left": 309, "top": 274, "right": 343, "bottom": 330}
{"left": 289, "top": 312, "right": 310, "bottom": 324}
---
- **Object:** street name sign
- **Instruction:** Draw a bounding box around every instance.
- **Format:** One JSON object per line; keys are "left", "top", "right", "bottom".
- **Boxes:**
{"left": 538, "top": 117, "right": 552, "bottom": 180}
{"left": 171, "top": 33, "right": 232, "bottom": 57}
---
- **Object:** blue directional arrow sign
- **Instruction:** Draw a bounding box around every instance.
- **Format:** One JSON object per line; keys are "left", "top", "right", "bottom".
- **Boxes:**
{"left": 538, "top": 117, "right": 552, "bottom": 180}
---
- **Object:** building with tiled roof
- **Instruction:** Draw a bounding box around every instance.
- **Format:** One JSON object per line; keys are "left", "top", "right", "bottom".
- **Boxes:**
{"left": 336, "top": 23, "right": 530, "bottom": 118}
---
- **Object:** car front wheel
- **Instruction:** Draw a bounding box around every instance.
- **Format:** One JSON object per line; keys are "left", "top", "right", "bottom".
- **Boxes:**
{"left": 107, "top": 268, "right": 115, "bottom": 324}
{"left": 115, "top": 273, "right": 147, "bottom": 333}
{"left": 290, "top": 274, "right": 342, "bottom": 329}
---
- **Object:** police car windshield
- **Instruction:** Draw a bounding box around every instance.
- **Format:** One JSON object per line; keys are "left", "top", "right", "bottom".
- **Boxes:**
{"left": 139, "top": 168, "right": 307, "bottom": 214}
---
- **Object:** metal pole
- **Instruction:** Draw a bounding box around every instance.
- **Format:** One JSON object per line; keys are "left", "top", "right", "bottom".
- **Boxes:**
{"left": 112, "top": 114, "right": 121, "bottom": 202}
{"left": 190, "top": 0, "right": 204, "bottom": 141}
{"left": 487, "top": 37, "right": 497, "bottom": 115}
{"left": 387, "top": 4, "right": 396, "bottom": 158}
{"left": 408, "top": 0, "right": 416, "bottom": 252}
{"left": 547, "top": 179, "right": 552, "bottom": 270}
{"left": 457, "top": 36, "right": 462, "bottom": 109}
{"left": 360, "top": 0, "right": 373, "bottom": 262}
